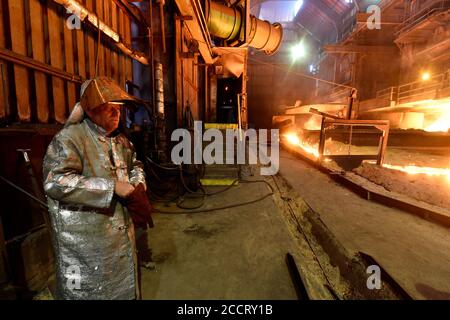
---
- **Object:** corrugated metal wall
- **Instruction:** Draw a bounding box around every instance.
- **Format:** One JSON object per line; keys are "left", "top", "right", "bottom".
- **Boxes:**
{"left": 0, "top": 0, "right": 134, "bottom": 125}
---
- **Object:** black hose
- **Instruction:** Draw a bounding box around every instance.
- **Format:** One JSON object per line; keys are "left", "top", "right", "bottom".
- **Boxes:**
{"left": 154, "top": 180, "right": 274, "bottom": 214}
{"left": 145, "top": 155, "right": 275, "bottom": 214}
{"left": 146, "top": 156, "right": 179, "bottom": 171}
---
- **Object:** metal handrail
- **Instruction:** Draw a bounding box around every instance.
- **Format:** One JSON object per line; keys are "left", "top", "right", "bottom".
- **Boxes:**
{"left": 376, "top": 86, "right": 398, "bottom": 101}
{"left": 397, "top": 74, "right": 445, "bottom": 102}
{"left": 379, "top": 0, "right": 399, "bottom": 10}
{"left": 318, "top": 87, "right": 350, "bottom": 103}
{"left": 374, "top": 71, "right": 450, "bottom": 104}
{"left": 395, "top": 0, "right": 450, "bottom": 36}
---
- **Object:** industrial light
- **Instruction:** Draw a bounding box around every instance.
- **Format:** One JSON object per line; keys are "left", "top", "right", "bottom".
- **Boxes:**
{"left": 290, "top": 41, "right": 306, "bottom": 62}
{"left": 309, "top": 64, "right": 318, "bottom": 74}
{"left": 421, "top": 72, "right": 431, "bottom": 81}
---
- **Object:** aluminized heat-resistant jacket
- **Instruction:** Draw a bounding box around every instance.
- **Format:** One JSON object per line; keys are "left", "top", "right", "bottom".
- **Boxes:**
{"left": 43, "top": 117, "right": 146, "bottom": 300}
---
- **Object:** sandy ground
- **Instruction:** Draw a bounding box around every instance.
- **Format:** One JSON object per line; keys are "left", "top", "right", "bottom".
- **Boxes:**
{"left": 354, "top": 163, "right": 450, "bottom": 209}
{"left": 279, "top": 150, "right": 450, "bottom": 299}
{"left": 324, "top": 140, "right": 450, "bottom": 168}
{"left": 308, "top": 139, "right": 450, "bottom": 210}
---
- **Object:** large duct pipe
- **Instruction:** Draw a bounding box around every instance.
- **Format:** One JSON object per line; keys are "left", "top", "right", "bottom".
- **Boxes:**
{"left": 247, "top": 16, "right": 283, "bottom": 55}
{"left": 206, "top": 1, "right": 283, "bottom": 55}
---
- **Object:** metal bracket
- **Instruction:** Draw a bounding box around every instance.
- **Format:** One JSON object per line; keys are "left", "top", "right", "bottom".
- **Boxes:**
{"left": 317, "top": 118, "right": 390, "bottom": 167}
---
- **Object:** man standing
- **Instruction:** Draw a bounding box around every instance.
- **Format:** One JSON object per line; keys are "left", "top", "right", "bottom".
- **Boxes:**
{"left": 43, "top": 77, "right": 148, "bottom": 299}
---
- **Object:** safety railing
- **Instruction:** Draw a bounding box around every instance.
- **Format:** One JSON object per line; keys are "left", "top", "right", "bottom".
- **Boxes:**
{"left": 379, "top": 0, "right": 400, "bottom": 10}
{"left": 395, "top": 0, "right": 450, "bottom": 37}
{"left": 315, "top": 87, "right": 351, "bottom": 105}
{"left": 374, "top": 71, "right": 450, "bottom": 105}
{"left": 376, "top": 86, "right": 398, "bottom": 101}
{"left": 397, "top": 73, "right": 445, "bottom": 104}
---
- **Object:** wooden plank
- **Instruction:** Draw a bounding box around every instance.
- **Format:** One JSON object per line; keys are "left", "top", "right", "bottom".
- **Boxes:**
{"left": 8, "top": 0, "right": 31, "bottom": 122}
{"left": 75, "top": 21, "right": 86, "bottom": 80}
{"left": 0, "top": 0, "right": 9, "bottom": 121}
{"left": 119, "top": 9, "right": 126, "bottom": 88}
{"left": 29, "top": 0, "right": 49, "bottom": 123}
{"left": 86, "top": 0, "right": 96, "bottom": 78}
{"left": 175, "top": 17, "right": 182, "bottom": 125}
{"left": 96, "top": 0, "right": 105, "bottom": 76}
{"left": 47, "top": 2, "right": 66, "bottom": 123}
{"left": 126, "top": 56, "right": 132, "bottom": 84}
{"left": 113, "top": 50, "right": 120, "bottom": 84}
{"left": 63, "top": 21, "right": 77, "bottom": 111}
{"left": 103, "top": 0, "right": 111, "bottom": 78}
{"left": 111, "top": 2, "right": 119, "bottom": 83}
{"left": 124, "top": 14, "right": 132, "bottom": 83}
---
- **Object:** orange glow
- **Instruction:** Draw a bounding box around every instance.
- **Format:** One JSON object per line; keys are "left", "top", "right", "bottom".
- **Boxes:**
{"left": 304, "top": 116, "right": 322, "bottom": 130}
{"left": 285, "top": 133, "right": 301, "bottom": 146}
{"left": 283, "top": 133, "right": 319, "bottom": 158}
{"left": 425, "top": 111, "right": 450, "bottom": 132}
{"left": 421, "top": 72, "right": 431, "bottom": 81}
{"left": 383, "top": 164, "right": 450, "bottom": 180}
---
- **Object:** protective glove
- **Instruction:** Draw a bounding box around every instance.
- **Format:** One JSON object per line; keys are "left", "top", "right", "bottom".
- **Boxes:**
{"left": 123, "top": 183, "right": 154, "bottom": 229}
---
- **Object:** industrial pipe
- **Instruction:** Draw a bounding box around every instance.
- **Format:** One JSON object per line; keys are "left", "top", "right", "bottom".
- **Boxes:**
{"left": 206, "top": 1, "right": 283, "bottom": 55}
{"left": 155, "top": 63, "right": 165, "bottom": 115}
{"left": 247, "top": 16, "right": 283, "bottom": 55}
{"left": 157, "top": 0, "right": 167, "bottom": 53}
{"left": 207, "top": 1, "right": 243, "bottom": 41}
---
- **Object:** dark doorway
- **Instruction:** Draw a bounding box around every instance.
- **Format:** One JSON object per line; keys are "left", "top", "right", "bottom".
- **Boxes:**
{"left": 217, "top": 78, "right": 241, "bottom": 124}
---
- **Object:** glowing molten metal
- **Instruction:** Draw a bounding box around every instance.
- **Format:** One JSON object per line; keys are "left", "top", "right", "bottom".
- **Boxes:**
{"left": 383, "top": 164, "right": 450, "bottom": 180}
{"left": 283, "top": 133, "right": 320, "bottom": 158}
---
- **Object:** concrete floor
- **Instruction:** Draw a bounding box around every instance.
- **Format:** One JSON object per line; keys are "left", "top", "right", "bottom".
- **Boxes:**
{"left": 140, "top": 151, "right": 450, "bottom": 300}
{"left": 141, "top": 175, "right": 298, "bottom": 300}
{"left": 278, "top": 150, "right": 450, "bottom": 300}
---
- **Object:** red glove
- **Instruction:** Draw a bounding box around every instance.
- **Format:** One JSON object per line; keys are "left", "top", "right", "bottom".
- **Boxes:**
{"left": 123, "top": 183, "right": 154, "bottom": 229}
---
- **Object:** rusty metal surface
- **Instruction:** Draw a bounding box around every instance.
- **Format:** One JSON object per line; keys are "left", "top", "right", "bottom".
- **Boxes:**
{"left": 318, "top": 118, "right": 390, "bottom": 166}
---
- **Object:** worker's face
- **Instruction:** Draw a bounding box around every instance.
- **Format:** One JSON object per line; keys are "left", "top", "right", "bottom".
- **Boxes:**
{"left": 86, "top": 103, "right": 122, "bottom": 135}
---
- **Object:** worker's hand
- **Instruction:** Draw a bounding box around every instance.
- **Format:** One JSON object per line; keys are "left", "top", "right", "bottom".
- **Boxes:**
{"left": 115, "top": 181, "right": 135, "bottom": 198}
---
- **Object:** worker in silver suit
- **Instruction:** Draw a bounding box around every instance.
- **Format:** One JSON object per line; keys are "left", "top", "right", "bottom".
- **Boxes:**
{"left": 43, "top": 77, "right": 146, "bottom": 300}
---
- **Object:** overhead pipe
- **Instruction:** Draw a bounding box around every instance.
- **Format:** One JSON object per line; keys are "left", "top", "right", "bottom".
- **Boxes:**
{"left": 53, "top": 0, "right": 149, "bottom": 65}
{"left": 206, "top": 1, "right": 283, "bottom": 55}
{"left": 157, "top": 0, "right": 167, "bottom": 53}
